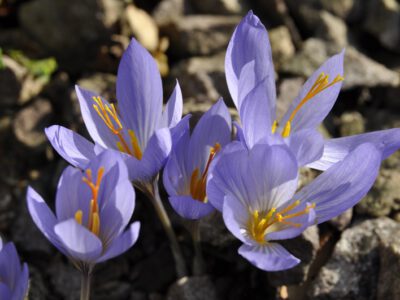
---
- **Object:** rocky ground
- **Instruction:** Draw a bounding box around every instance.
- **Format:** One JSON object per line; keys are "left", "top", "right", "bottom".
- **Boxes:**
{"left": 1, "top": 0, "right": 400, "bottom": 299}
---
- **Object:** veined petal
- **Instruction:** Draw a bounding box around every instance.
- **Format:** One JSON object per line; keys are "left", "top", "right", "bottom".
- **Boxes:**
{"left": 75, "top": 85, "right": 119, "bottom": 149}
{"left": 307, "top": 128, "right": 400, "bottom": 171}
{"left": 45, "top": 125, "right": 95, "bottom": 169}
{"left": 170, "top": 114, "right": 191, "bottom": 146}
{"left": 225, "top": 11, "right": 276, "bottom": 110}
{"left": 97, "top": 222, "right": 140, "bottom": 263}
{"left": 126, "top": 128, "right": 172, "bottom": 182}
{"left": 296, "top": 143, "right": 381, "bottom": 224}
{"left": 54, "top": 219, "right": 102, "bottom": 263}
{"left": 13, "top": 263, "right": 29, "bottom": 300}
{"left": 222, "top": 195, "right": 251, "bottom": 244}
{"left": 280, "top": 50, "right": 345, "bottom": 133}
{"left": 238, "top": 243, "right": 300, "bottom": 271}
{"left": 117, "top": 38, "right": 163, "bottom": 148}
{"left": 160, "top": 80, "right": 183, "bottom": 128}
{"left": 0, "top": 283, "right": 11, "bottom": 300}
{"left": 287, "top": 129, "right": 324, "bottom": 166}
{"left": 169, "top": 196, "right": 215, "bottom": 220}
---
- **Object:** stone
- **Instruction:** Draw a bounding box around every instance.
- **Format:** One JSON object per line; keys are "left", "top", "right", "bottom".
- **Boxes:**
{"left": 377, "top": 239, "right": 400, "bottom": 299}
{"left": 308, "top": 217, "right": 400, "bottom": 300}
{"left": 167, "top": 276, "right": 218, "bottom": 300}
{"left": 356, "top": 168, "right": 400, "bottom": 217}
{"left": 13, "top": 98, "right": 53, "bottom": 149}
{"left": 153, "top": 0, "right": 194, "bottom": 27}
{"left": 269, "top": 26, "right": 296, "bottom": 68}
{"left": 329, "top": 208, "right": 353, "bottom": 231}
{"left": 19, "top": 0, "right": 124, "bottom": 70}
{"left": 198, "top": 212, "right": 236, "bottom": 248}
{"left": 188, "top": 0, "right": 243, "bottom": 15}
{"left": 277, "top": 77, "right": 305, "bottom": 119}
{"left": 48, "top": 261, "right": 80, "bottom": 300}
{"left": 27, "top": 266, "right": 49, "bottom": 300}
{"left": 0, "top": 184, "right": 16, "bottom": 232}
{"left": 268, "top": 226, "right": 319, "bottom": 286}
{"left": 286, "top": 0, "right": 359, "bottom": 20}
{"left": 281, "top": 38, "right": 400, "bottom": 90}
{"left": 363, "top": 0, "right": 400, "bottom": 53}
{"left": 339, "top": 111, "right": 365, "bottom": 136}
{"left": 160, "top": 15, "right": 240, "bottom": 58}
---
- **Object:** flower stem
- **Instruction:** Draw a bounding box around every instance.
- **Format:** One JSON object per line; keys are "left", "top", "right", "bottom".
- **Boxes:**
{"left": 80, "top": 270, "right": 91, "bottom": 300}
{"left": 138, "top": 177, "right": 187, "bottom": 278}
{"left": 187, "top": 220, "right": 205, "bottom": 276}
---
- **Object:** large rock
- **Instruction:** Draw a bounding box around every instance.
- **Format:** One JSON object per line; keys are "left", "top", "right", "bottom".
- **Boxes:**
{"left": 188, "top": 0, "right": 243, "bottom": 15}
{"left": 160, "top": 15, "right": 240, "bottom": 58}
{"left": 269, "top": 26, "right": 296, "bottom": 68}
{"left": 167, "top": 276, "right": 218, "bottom": 300}
{"left": 309, "top": 217, "right": 400, "bottom": 300}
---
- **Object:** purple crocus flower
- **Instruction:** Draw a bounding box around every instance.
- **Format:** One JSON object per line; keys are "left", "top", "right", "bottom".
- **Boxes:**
{"left": 45, "top": 38, "right": 185, "bottom": 182}
{"left": 26, "top": 150, "right": 140, "bottom": 272}
{"left": 0, "top": 238, "right": 29, "bottom": 300}
{"left": 208, "top": 142, "right": 381, "bottom": 271}
{"left": 163, "top": 100, "right": 232, "bottom": 219}
{"left": 225, "top": 11, "right": 400, "bottom": 169}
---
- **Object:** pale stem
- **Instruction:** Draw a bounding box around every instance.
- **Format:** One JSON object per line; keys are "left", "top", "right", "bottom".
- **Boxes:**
{"left": 80, "top": 269, "right": 91, "bottom": 300}
{"left": 137, "top": 177, "right": 187, "bottom": 278}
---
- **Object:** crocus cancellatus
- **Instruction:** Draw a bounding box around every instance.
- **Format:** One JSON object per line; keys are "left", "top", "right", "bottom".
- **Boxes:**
{"left": 0, "top": 238, "right": 29, "bottom": 300}
{"left": 45, "top": 38, "right": 185, "bottom": 182}
{"left": 163, "top": 100, "right": 232, "bottom": 219}
{"left": 225, "top": 11, "right": 400, "bottom": 169}
{"left": 26, "top": 150, "right": 140, "bottom": 272}
{"left": 208, "top": 143, "right": 381, "bottom": 271}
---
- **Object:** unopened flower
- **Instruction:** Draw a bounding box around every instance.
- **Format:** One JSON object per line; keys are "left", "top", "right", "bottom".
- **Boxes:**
{"left": 0, "top": 238, "right": 29, "bottom": 300}
{"left": 208, "top": 143, "right": 381, "bottom": 270}
{"left": 225, "top": 11, "right": 400, "bottom": 168}
{"left": 45, "top": 38, "right": 186, "bottom": 182}
{"left": 26, "top": 151, "right": 140, "bottom": 271}
{"left": 163, "top": 100, "right": 231, "bottom": 219}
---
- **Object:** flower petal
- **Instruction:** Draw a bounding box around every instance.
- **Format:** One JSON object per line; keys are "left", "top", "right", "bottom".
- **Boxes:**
{"left": 117, "top": 38, "right": 163, "bottom": 147}
{"left": 225, "top": 11, "right": 276, "bottom": 110}
{"left": 222, "top": 195, "right": 250, "bottom": 244}
{"left": 0, "top": 283, "right": 11, "bottom": 300}
{"left": 169, "top": 196, "right": 215, "bottom": 220}
{"left": 54, "top": 219, "right": 103, "bottom": 263}
{"left": 97, "top": 222, "right": 140, "bottom": 263}
{"left": 296, "top": 143, "right": 381, "bottom": 224}
{"left": 45, "top": 125, "right": 95, "bottom": 169}
{"left": 280, "top": 50, "right": 344, "bottom": 133}
{"left": 238, "top": 243, "right": 300, "bottom": 271}
{"left": 13, "top": 263, "right": 29, "bottom": 300}
{"left": 307, "top": 128, "right": 400, "bottom": 171}
{"left": 287, "top": 129, "right": 324, "bottom": 166}
{"left": 160, "top": 80, "right": 183, "bottom": 128}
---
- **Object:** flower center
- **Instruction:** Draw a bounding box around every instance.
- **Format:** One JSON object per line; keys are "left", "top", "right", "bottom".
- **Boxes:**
{"left": 92, "top": 96, "right": 143, "bottom": 160}
{"left": 190, "top": 143, "right": 221, "bottom": 202}
{"left": 75, "top": 167, "right": 105, "bottom": 236}
{"left": 247, "top": 200, "right": 316, "bottom": 245}
{"left": 271, "top": 72, "right": 344, "bottom": 137}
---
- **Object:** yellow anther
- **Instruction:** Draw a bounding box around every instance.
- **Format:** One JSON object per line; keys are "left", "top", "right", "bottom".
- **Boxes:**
{"left": 91, "top": 212, "right": 100, "bottom": 236}
{"left": 128, "top": 130, "right": 143, "bottom": 160}
{"left": 282, "top": 121, "right": 291, "bottom": 138}
{"left": 75, "top": 210, "right": 83, "bottom": 225}
{"left": 271, "top": 120, "right": 278, "bottom": 134}
{"left": 189, "top": 143, "right": 221, "bottom": 202}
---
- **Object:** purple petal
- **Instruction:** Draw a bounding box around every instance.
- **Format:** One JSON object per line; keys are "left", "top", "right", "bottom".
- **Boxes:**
{"left": 280, "top": 50, "right": 345, "bottom": 133}
{"left": 160, "top": 80, "right": 183, "bottom": 128}
{"left": 225, "top": 11, "right": 276, "bottom": 110}
{"left": 238, "top": 243, "right": 300, "bottom": 271}
{"left": 45, "top": 125, "right": 95, "bottom": 169}
{"left": 0, "top": 283, "right": 11, "bottom": 300}
{"left": 308, "top": 128, "right": 400, "bottom": 171}
{"left": 0, "top": 242, "right": 20, "bottom": 291}
{"left": 296, "top": 143, "right": 381, "bottom": 224}
{"left": 170, "top": 114, "right": 191, "bottom": 146}
{"left": 169, "top": 196, "right": 215, "bottom": 220}
{"left": 13, "top": 263, "right": 29, "bottom": 300}
{"left": 75, "top": 85, "right": 119, "bottom": 149}
{"left": 117, "top": 38, "right": 163, "bottom": 147}
{"left": 287, "top": 129, "right": 324, "bottom": 166}
{"left": 97, "top": 222, "right": 140, "bottom": 263}
{"left": 222, "top": 195, "right": 250, "bottom": 244}
{"left": 126, "top": 127, "right": 172, "bottom": 182}
{"left": 54, "top": 219, "right": 102, "bottom": 263}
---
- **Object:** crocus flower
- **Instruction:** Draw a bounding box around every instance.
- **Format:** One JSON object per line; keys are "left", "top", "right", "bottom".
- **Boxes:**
{"left": 45, "top": 38, "right": 185, "bottom": 182}
{"left": 225, "top": 11, "right": 400, "bottom": 169}
{"left": 26, "top": 150, "right": 140, "bottom": 272}
{"left": 163, "top": 100, "right": 232, "bottom": 219}
{"left": 207, "top": 142, "right": 381, "bottom": 271}
{"left": 0, "top": 238, "right": 29, "bottom": 300}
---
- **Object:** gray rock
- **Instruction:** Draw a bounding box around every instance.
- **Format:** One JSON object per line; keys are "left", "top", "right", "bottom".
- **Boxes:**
{"left": 356, "top": 168, "right": 400, "bottom": 217}
{"left": 281, "top": 38, "right": 400, "bottom": 89}
{"left": 94, "top": 281, "right": 131, "bottom": 300}
{"left": 75, "top": 73, "right": 116, "bottom": 101}
{"left": 198, "top": 212, "right": 236, "bottom": 248}
{"left": 277, "top": 77, "right": 305, "bottom": 119}
{"left": 13, "top": 98, "right": 53, "bottom": 149}
{"left": 189, "top": 0, "right": 243, "bottom": 15}
{"left": 167, "top": 276, "right": 218, "bottom": 300}
{"left": 269, "top": 26, "right": 296, "bottom": 68}
{"left": 339, "top": 111, "right": 365, "bottom": 136}
{"left": 19, "top": 0, "right": 124, "bottom": 70}
{"left": 363, "top": 0, "right": 400, "bottom": 53}
{"left": 48, "top": 260, "right": 80, "bottom": 300}
{"left": 160, "top": 15, "right": 240, "bottom": 58}
{"left": 268, "top": 226, "right": 319, "bottom": 286}
{"left": 153, "top": 0, "right": 194, "bottom": 27}
{"left": 377, "top": 239, "right": 400, "bottom": 300}
{"left": 329, "top": 208, "right": 353, "bottom": 231}
{"left": 27, "top": 266, "right": 49, "bottom": 300}
{"left": 309, "top": 217, "right": 400, "bottom": 300}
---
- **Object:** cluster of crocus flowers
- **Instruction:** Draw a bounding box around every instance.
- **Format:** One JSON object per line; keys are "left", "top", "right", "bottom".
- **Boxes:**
{"left": 0, "top": 238, "right": 29, "bottom": 300}
{"left": 26, "top": 151, "right": 140, "bottom": 277}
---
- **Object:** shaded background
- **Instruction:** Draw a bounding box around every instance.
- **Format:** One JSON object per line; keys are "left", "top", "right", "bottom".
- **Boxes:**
{"left": 1, "top": 0, "right": 400, "bottom": 299}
